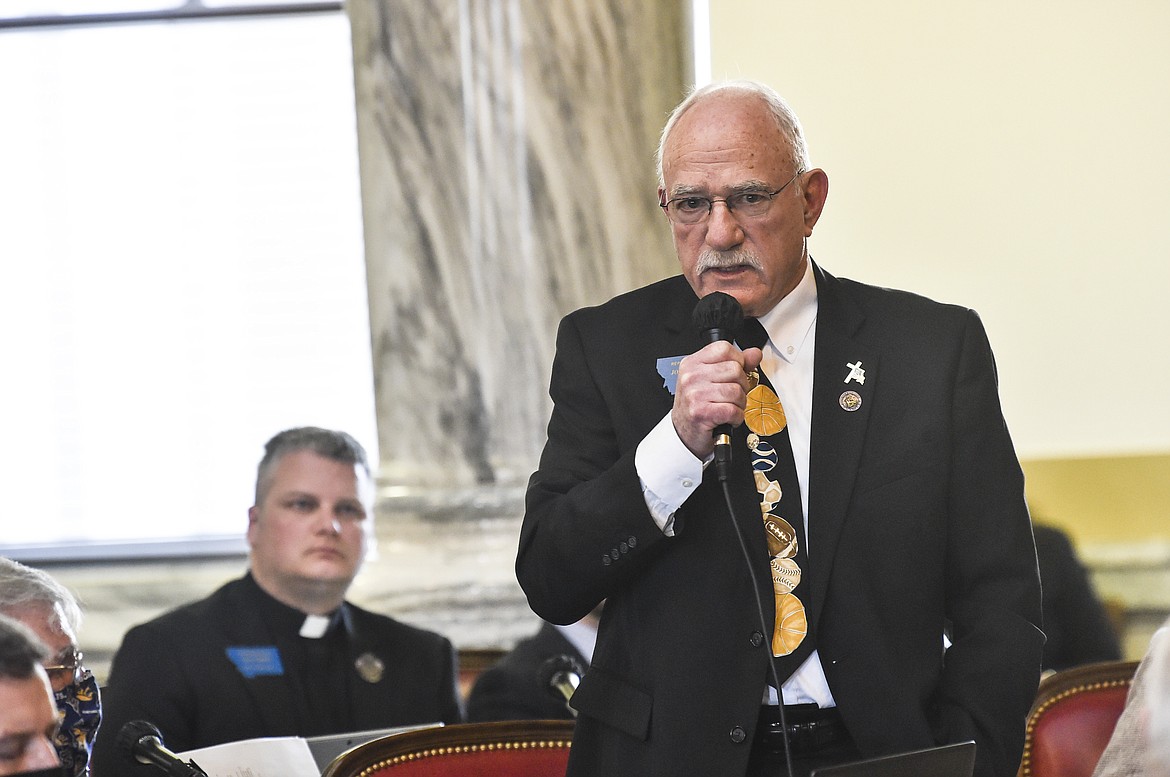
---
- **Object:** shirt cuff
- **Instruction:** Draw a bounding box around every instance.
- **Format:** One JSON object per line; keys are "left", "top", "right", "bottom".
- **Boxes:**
{"left": 635, "top": 413, "right": 706, "bottom": 537}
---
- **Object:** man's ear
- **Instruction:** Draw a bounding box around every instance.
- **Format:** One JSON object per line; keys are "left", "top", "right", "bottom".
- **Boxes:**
{"left": 246, "top": 505, "right": 260, "bottom": 538}
{"left": 801, "top": 168, "right": 829, "bottom": 236}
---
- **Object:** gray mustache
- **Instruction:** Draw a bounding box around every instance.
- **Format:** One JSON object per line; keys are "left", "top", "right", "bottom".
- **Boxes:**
{"left": 696, "top": 250, "right": 763, "bottom": 274}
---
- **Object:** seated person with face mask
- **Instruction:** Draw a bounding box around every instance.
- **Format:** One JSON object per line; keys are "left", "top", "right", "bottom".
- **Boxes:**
{"left": 0, "top": 613, "right": 67, "bottom": 777}
{"left": 0, "top": 560, "right": 99, "bottom": 777}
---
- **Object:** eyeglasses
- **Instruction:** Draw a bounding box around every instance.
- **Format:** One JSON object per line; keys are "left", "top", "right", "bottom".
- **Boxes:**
{"left": 43, "top": 646, "right": 85, "bottom": 688}
{"left": 661, "top": 170, "right": 805, "bottom": 225}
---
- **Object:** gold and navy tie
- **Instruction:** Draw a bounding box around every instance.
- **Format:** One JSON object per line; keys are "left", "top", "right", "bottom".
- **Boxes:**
{"left": 739, "top": 318, "right": 814, "bottom": 675}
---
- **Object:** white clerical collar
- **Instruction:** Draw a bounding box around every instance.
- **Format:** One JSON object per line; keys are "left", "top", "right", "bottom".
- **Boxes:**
{"left": 755, "top": 260, "right": 818, "bottom": 364}
{"left": 299, "top": 614, "right": 332, "bottom": 639}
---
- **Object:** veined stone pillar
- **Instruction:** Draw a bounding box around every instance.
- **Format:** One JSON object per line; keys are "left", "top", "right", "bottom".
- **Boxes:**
{"left": 348, "top": 0, "right": 687, "bottom": 646}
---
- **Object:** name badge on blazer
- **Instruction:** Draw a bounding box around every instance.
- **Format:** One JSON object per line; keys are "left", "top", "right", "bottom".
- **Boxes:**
{"left": 656, "top": 355, "right": 687, "bottom": 395}
{"left": 226, "top": 646, "right": 284, "bottom": 678}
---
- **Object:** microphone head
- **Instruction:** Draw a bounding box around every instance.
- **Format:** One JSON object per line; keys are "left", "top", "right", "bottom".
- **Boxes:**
{"left": 116, "top": 719, "right": 164, "bottom": 762}
{"left": 692, "top": 291, "right": 744, "bottom": 342}
{"left": 537, "top": 654, "right": 585, "bottom": 701}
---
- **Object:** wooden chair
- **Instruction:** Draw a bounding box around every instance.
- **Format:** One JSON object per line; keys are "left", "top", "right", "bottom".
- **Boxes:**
{"left": 1018, "top": 659, "right": 1139, "bottom": 777}
{"left": 320, "top": 719, "right": 574, "bottom": 777}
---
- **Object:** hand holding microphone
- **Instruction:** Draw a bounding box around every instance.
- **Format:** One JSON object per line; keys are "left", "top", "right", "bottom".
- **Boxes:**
{"left": 674, "top": 292, "right": 761, "bottom": 478}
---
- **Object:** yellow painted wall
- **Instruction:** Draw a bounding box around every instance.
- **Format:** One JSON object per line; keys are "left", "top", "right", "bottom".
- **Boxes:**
{"left": 705, "top": 1, "right": 1170, "bottom": 547}
{"left": 1023, "top": 454, "right": 1170, "bottom": 545}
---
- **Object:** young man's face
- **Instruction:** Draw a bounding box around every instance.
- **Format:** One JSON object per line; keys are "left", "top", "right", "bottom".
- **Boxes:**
{"left": 247, "top": 449, "right": 373, "bottom": 605}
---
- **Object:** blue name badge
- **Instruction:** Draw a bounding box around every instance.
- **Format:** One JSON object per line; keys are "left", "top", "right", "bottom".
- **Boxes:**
{"left": 656, "top": 355, "right": 686, "bottom": 395}
{"left": 226, "top": 646, "right": 284, "bottom": 678}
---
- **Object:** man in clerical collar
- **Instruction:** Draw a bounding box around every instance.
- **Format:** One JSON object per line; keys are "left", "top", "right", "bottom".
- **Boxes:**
{"left": 246, "top": 426, "right": 375, "bottom": 629}
{"left": 91, "top": 427, "right": 462, "bottom": 777}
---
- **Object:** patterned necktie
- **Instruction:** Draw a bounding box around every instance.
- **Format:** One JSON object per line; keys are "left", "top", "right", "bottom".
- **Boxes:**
{"left": 739, "top": 318, "right": 814, "bottom": 677}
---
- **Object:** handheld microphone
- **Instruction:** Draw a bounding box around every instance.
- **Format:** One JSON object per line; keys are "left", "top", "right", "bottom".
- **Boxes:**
{"left": 537, "top": 654, "right": 584, "bottom": 716}
{"left": 115, "top": 720, "right": 209, "bottom": 777}
{"left": 691, "top": 291, "right": 746, "bottom": 482}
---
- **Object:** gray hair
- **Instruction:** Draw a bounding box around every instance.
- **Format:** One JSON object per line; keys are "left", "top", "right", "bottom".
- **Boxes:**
{"left": 0, "top": 557, "right": 82, "bottom": 635}
{"left": 656, "top": 79, "right": 811, "bottom": 187}
{"left": 0, "top": 612, "right": 50, "bottom": 681}
{"left": 255, "top": 426, "right": 371, "bottom": 505}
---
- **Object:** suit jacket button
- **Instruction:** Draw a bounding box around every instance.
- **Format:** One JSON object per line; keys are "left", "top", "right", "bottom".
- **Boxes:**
{"left": 749, "top": 631, "right": 764, "bottom": 648}
{"left": 730, "top": 726, "right": 747, "bottom": 744}
{"left": 601, "top": 555, "right": 612, "bottom": 566}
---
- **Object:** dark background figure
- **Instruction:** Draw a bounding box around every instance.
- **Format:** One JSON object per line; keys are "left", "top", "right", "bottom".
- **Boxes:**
{"left": 90, "top": 427, "right": 462, "bottom": 776}
{"left": 467, "top": 605, "right": 601, "bottom": 722}
{"left": 1033, "top": 522, "right": 1122, "bottom": 672}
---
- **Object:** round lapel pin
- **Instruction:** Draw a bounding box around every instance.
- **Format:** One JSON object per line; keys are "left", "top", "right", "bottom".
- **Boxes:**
{"left": 839, "top": 391, "right": 862, "bottom": 412}
{"left": 354, "top": 652, "right": 385, "bottom": 684}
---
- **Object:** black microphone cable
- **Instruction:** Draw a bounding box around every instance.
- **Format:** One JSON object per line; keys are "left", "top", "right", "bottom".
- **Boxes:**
{"left": 721, "top": 476, "right": 797, "bottom": 777}
{"left": 693, "top": 292, "right": 797, "bottom": 777}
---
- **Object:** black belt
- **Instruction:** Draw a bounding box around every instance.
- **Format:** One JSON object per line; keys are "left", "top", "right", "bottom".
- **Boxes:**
{"left": 753, "top": 704, "right": 848, "bottom": 755}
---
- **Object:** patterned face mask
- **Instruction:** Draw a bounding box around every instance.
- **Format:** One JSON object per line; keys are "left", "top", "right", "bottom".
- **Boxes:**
{"left": 52, "top": 669, "right": 101, "bottom": 777}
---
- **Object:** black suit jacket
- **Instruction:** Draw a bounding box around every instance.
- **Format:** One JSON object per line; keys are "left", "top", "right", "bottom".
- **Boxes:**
{"left": 517, "top": 264, "right": 1044, "bottom": 777}
{"left": 466, "top": 622, "right": 586, "bottom": 722}
{"left": 91, "top": 575, "right": 461, "bottom": 777}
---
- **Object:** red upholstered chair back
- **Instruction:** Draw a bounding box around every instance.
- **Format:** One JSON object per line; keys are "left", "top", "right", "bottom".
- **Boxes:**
{"left": 1018, "top": 660, "right": 1139, "bottom": 777}
{"left": 320, "top": 720, "right": 574, "bottom": 777}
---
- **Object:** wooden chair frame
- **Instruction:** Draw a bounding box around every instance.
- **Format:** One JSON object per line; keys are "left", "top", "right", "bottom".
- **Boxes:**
{"left": 321, "top": 719, "right": 575, "bottom": 777}
{"left": 1018, "top": 659, "right": 1139, "bottom": 777}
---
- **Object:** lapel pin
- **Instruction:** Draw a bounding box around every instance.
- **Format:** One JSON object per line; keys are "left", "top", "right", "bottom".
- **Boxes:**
{"left": 839, "top": 391, "right": 862, "bottom": 412}
{"left": 354, "top": 652, "right": 385, "bottom": 684}
{"left": 844, "top": 361, "right": 866, "bottom": 385}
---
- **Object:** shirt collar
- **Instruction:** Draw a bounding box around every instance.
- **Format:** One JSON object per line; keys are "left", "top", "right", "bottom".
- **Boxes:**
{"left": 756, "top": 260, "right": 818, "bottom": 364}
{"left": 554, "top": 620, "right": 599, "bottom": 665}
{"left": 243, "top": 572, "right": 347, "bottom": 640}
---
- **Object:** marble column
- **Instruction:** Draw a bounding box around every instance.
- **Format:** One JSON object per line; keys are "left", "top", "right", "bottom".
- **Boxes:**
{"left": 346, "top": 1, "right": 687, "bottom": 645}
{"left": 350, "top": 0, "right": 686, "bottom": 491}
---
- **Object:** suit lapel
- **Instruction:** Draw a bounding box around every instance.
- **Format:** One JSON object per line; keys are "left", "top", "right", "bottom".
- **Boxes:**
{"left": 345, "top": 610, "right": 398, "bottom": 728}
{"left": 220, "top": 581, "right": 304, "bottom": 734}
{"left": 807, "top": 264, "right": 878, "bottom": 629}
